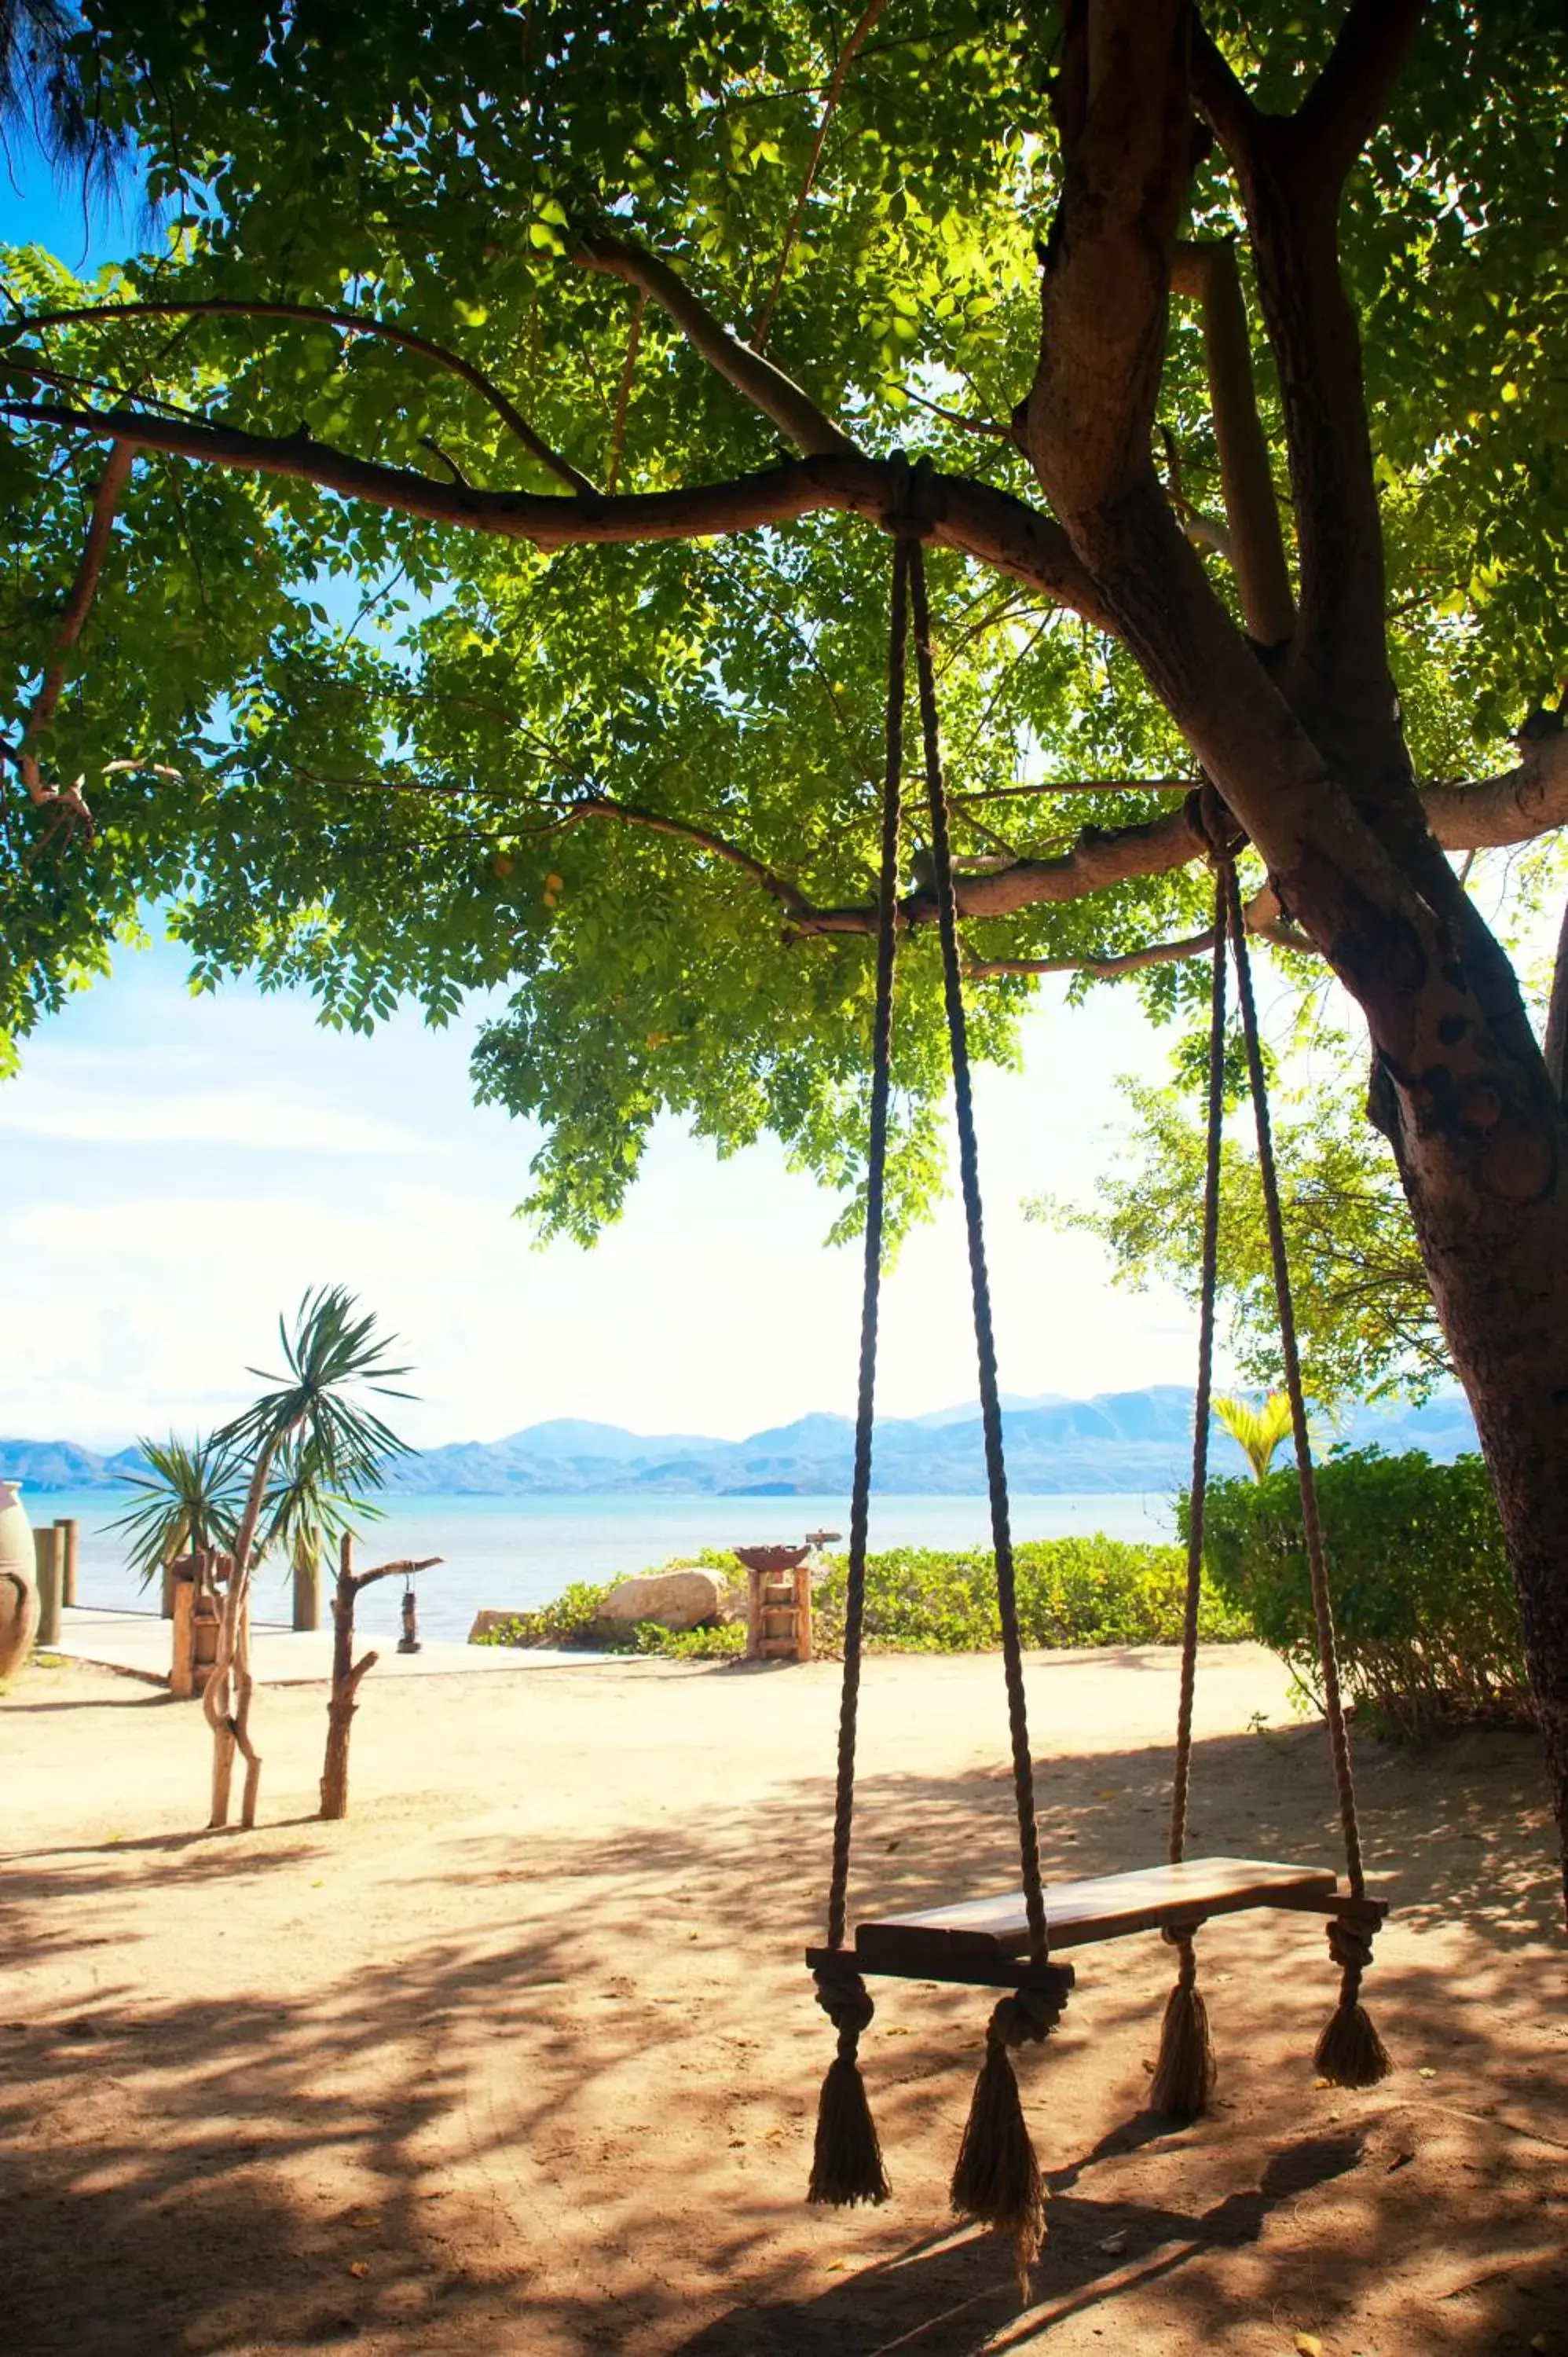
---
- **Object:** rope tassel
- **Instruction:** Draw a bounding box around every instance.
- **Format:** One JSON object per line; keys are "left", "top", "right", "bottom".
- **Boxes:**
{"left": 951, "top": 1979, "right": 1068, "bottom": 2293}
{"left": 1314, "top": 1911, "right": 1392, "bottom": 2089}
{"left": 808, "top": 1966, "right": 889, "bottom": 2207}
{"left": 1149, "top": 1928, "right": 1217, "bottom": 2121}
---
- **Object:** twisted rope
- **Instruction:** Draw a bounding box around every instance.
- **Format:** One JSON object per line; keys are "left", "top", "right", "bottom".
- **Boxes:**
{"left": 823, "top": 533, "right": 909, "bottom": 1953}
{"left": 1219, "top": 856, "right": 1367, "bottom": 1902}
{"left": 1169, "top": 862, "right": 1230, "bottom": 1868}
{"left": 908, "top": 539, "right": 1047, "bottom": 1964}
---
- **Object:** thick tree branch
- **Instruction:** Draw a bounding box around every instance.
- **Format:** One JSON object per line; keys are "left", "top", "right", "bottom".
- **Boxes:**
{"left": 9, "top": 437, "right": 133, "bottom": 829}
{"left": 805, "top": 801, "right": 1205, "bottom": 932}
{"left": 1189, "top": 21, "right": 1261, "bottom": 169}
{"left": 575, "top": 229, "right": 857, "bottom": 457}
{"left": 20, "top": 296, "right": 597, "bottom": 493}
{"left": 1192, "top": 18, "right": 1408, "bottom": 803}
{"left": 2, "top": 400, "right": 1107, "bottom": 618}
{"left": 1170, "top": 240, "right": 1295, "bottom": 644}
{"left": 1295, "top": 0, "right": 1430, "bottom": 191}
{"left": 1423, "top": 731, "right": 1568, "bottom": 850}
{"left": 1023, "top": 0, "right": 1192, "bottom": 515}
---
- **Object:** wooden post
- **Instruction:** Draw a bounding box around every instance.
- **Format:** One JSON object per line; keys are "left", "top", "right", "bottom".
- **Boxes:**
{"left": 745, "top": 1567, "right": 765, "bottom": 1661}
{"left": 161, "top": 1557, "right": 178, "bottom": 1618}
{"left": 34, "top": 1526, "right": 62, "bottom": 1647}
{"left": 794, "top": 1561, "right": 813, "bottom": 1663}
{"left": 170, "top": 1560, "right": 197, "bottom": 1698}
{"left": 291, "top": 1546, "right": 321, "bottom": 1631}
{"left": 54, "top": 1517, "right": 78, "bottom": 1607}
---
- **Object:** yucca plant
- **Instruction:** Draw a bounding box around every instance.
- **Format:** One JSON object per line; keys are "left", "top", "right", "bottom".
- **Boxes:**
{"left": 104, "top": 1434, "right": 244, "bottom": 1602}
{"left": 1212, "top": 1392, "right": 1295, "bottom": 1484}
{"left": 203, "top": 1287, "right": 412, "bottom": 1830}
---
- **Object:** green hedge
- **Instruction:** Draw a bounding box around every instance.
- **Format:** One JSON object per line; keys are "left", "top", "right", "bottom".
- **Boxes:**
{"left": 1197, "top": 1448, "right": 1526, "bottom": 1739}
{"left": 471, "top": 1536, "right": 1245, "bottom": 1659}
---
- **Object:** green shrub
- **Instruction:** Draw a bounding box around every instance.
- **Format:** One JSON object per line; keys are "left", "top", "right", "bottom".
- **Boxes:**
{"left": 1197, "top": 1448, "right": 1526, "bottom": 1739}
{"left": 472, "top": 1537, "right": 1244, "bottom": 1659}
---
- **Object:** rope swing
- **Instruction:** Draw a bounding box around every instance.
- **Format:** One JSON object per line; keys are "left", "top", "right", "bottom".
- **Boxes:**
{"left": 806, "top": 529, "right": 1391, "bottom": 2289}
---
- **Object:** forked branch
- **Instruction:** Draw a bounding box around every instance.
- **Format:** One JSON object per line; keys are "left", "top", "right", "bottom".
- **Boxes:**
{"left": 20, "top": 295, "right": 596, "bottom": 493}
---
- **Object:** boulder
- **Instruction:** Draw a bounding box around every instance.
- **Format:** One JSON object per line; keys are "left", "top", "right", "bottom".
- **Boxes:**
{"left": 595, "top": 1568, "right": 722, "bottom": 1633}
{"left": 467, "top": 1609, "right": 518, "bottom": 1644}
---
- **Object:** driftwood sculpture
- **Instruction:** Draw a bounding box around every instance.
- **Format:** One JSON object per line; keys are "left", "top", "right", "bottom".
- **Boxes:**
{"left": 321, "top": 1534, "right": 441, "bottom": 1820}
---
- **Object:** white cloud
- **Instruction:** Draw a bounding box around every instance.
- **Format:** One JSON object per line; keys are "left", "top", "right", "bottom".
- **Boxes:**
{"left": 0, "top": 943, "right": 1211, "bottom": 1450}
{"left": 0, "top": 1081, "right": 423, "bottom": 1156}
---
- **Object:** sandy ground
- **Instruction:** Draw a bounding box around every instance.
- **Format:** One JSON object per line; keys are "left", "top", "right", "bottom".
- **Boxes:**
{"left": 2, "top": 1640, "right": 1564, "bottom": 2357}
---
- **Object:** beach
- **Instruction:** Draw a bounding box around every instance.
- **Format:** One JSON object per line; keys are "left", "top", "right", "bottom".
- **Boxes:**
{"left": 2, "top": 1642, "right": 1563, "bottom": 2355}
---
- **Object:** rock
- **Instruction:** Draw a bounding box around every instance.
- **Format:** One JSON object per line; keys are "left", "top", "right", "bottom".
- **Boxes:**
{"left": 467, "top": 1609, "right": 518, "bottom": 1644}
{"left": 595, "top": 1569, "right": 722, "bottom": 1633}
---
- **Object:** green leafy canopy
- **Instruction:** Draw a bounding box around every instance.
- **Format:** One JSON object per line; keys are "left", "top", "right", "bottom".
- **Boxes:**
{"left": 2, "top": 2, "right": 1566, "bottom": 1244}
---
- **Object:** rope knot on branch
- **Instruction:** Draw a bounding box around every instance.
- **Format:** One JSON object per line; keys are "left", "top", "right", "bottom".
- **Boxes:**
{"left": 1190, "top": 778, "right": 1247, "bottom": 865}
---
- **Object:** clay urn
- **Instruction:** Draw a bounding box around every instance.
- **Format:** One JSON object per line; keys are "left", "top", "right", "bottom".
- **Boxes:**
{"left": 0, "top": 1477, "right": 39, "bottom": 1680}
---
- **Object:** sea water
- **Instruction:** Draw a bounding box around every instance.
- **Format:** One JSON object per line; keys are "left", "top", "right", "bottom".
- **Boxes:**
{"left": 28, "top": 1487, "right": 1177, "bottom": 1646}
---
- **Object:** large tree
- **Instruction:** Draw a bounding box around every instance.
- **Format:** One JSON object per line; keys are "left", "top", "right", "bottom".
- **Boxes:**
{"left": 4, "top": 0, "right": 1568, "bottom": 1902}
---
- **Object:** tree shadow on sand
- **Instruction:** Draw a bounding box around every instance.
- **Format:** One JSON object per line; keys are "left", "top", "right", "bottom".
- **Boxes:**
{"left": 2, "top": 1698, "right": 1563, "bottom": 2355}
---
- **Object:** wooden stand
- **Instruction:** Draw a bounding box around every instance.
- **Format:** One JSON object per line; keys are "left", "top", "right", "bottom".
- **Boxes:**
{"left": 169, "top": 1553, "right": 233, "bottom": 1699}
{"left": 736, "top": 1545, "right": 813, "bottom": 1662}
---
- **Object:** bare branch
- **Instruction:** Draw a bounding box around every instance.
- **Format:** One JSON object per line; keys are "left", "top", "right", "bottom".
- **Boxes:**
{"left": 1171, "top": 240, "right": 1295, "bottom": 643}
{"left": 753, "top": 0, "right": 888, "bottom": 350}
{"left": 20, "top": 295, "right": 597, "bottom": 493}
{"left": 605, "top": 290, "right": 646, "bottom": 495}
{"left": 575, "top": 229, "right": 857, "bottom": 457}
{"left": 9, "top": 438, "right": 133, "bottom": 830}
{"left": 894, "top": 385, "right": 1017, "bottom": 443}
{"left": 350, "top": 1553, "right": 442, "bottom": 1593}
{"left": 557, "top": 793, "right": 816, "bottom": 919}
{"left": 1295, "top": 0, "right": 1430, "bottom": 190}
{"left": 2, "top": 400, "right": 1106, "bottom": 618}
{"left": 966, "top": 929, "right": 1215, "bottom": 981}
{"left": 951, "top": 778, "right": 1191, "bottom": 801}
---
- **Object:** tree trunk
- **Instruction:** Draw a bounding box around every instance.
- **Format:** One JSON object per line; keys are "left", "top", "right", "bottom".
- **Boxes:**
{"left": 318, "top": 1540, "right": 438, "bottom": 1820}
{"left": 321, "top": 1532, "right": 378, "bottom": 1821}
{"left": 1372, "top": 1003, "right": 1568, "bottom": 1920}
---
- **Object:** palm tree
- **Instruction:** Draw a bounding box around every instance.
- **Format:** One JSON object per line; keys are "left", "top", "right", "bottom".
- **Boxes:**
{"left": 203, "top": 1287, "right": 412, "bottom": 1830}
{"left": 1213, "top": 1392, "right": 1295, "bottom": 1484}
{"left": 103, "top": 1434, "right": 243, "bottom": 1611}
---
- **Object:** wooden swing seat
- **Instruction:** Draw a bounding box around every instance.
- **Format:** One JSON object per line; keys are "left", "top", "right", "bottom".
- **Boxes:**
{"left": 809, "top": 1856, "right": 1385, "bottom": 1989}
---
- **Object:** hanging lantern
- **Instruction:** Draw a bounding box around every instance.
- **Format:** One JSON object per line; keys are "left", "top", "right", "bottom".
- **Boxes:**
{"left": 397, "top": 1576, "right": 422, "bottom": 1655}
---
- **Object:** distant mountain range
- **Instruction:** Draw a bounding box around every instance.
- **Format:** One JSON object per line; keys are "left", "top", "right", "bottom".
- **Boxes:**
{"left": 2, "top": 1387, "right": 1479, "bottom": 1498}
